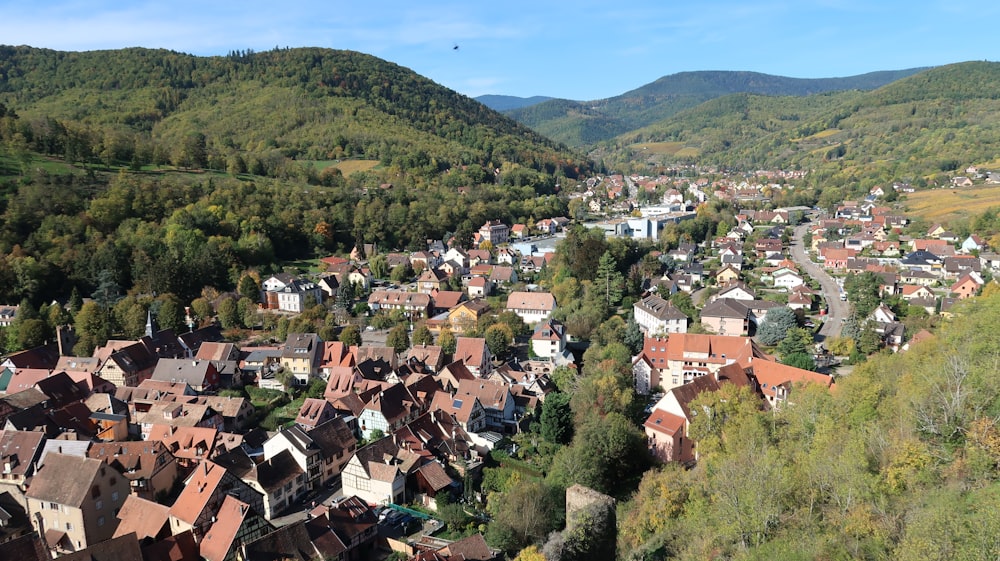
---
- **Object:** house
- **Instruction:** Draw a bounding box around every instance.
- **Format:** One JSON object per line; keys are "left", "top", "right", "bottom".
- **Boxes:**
{"left": 413, "top": 461, "right": 456, "bottom": 510}
{"left": 713, "top": 265, "right": 741, "bottom": 285}
{"left": 149, "top": 358, "right": 220, "bottom": 392}
{"left": 443, "top": 299, "right": 490, "bottom": 334}
{"left": 280, "top": 333, "right": 323, "bottom": 386}
{"left": 167, "top": 460, "right": 264, "bottom": 542}
{"left": 467, "top": 276, "right": 490, "bottom": 298}
{"left": 26, "top": 453, "right": 131, "bottom": 554}
{"left": 417, "top": 269, "right": 449, "bottom": 294}
{"left": 962, "top": 235, "right": 986, "bottom": 254}
{"left": 951, "top": 272, "right": 984, "bottom": 299}
{"left": 367, "top": 291, "right": 431, "bottom": 318}
{"left": 900, "top": 284, "right": 935, "bottom": 301}
{"left": 510, "top": 224, "right": 528, "bottom": 239}
{"left": 633, "top": 294, "right": 688, "bottom": 335}
{"left": 530, "top": 319, "right": 569, "bottom": 360}
{"left": 0, "top": 305, "right": 17, "bottom": 327}
{"left": 356, "top": 382, "right": 423, "bottom": 439}
{"left": 295, "top": 398, "right": 339, "bottom": 431}
{"left": 700, "top": 299, "right": 751, "bottom": 336}
{"left": 0, "top": 428, "right": 45, "bottom": 491}
{"left": 113, "top": 495, "right": 171, "bottom": 541}
{"left": 87, "top": 441, "right": 180, "bottom": 502}
{"left": 135, "top": 402, "right": 223, "bottom": 441}
{"left": 340, "top": 436, "right": 421, "bottom": 506}
{"left": 94, "top": 342, "right": 158, "bottom": 388}
{"left": 715, "top": 281, "right": 756, "bottom": 302}
{"left": 266, "top": 279, "right": 324, "bottom": 313}
{"left": 263, "top": 419, "right": 356, "bottom": 491}
{"left": 406, "top": 345, "right": 445, "bottom": 373}
{"left": 505, "top": 291, "right": 556, "bottom": 325}
{"left": 147, "top": 425, "right": 218, "bottom": 469}
{"left": 752, "top": 360, "right": 833, "bottom": 409}
{"left": 454, "top": 337, "right": 492, "bottom": 377}
{"left": 429, "top": 391, "right": 487, "bottom": 433}
{"left": 212, "top": 448, "right": 306, "bottom": 520}
{"left": 477, "top": 220, "right": 509, "bottom": 246}
{"left": 772, "top": 269, "right": 804, "bottom": 290}
{"left": 198, "top": 495, "right": 273, "bottom": 561}
{"left": 456, "top": 379, "right": 516, "bottom": 434}
{"left": 631, "top": 334, "right": 767, "bottom": 394}
{"left": 429, "top": 290, "right": 466, "bottom": 317}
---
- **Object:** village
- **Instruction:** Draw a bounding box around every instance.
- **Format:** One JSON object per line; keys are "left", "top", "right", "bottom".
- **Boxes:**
{"left": 0, "top": 163, "right": 996, "bottom": 561}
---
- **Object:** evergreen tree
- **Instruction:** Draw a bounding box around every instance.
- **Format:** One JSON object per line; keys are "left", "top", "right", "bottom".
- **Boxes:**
{"left": 595, "top": 251, "right": 625, "bottom": 307}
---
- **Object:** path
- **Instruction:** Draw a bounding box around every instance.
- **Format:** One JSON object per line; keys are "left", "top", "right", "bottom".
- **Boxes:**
{"left": 789, "top": 222, "right": 848, "bottom": 341}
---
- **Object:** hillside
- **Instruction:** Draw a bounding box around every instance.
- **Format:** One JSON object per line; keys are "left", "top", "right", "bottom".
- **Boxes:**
{"left": 475, "top": 94, "right": 553, "bottom": 111}
{"left": 601, "top": 61, "right": 1000, "bottom": 194}
{"left": 0, "top": 46, "right": 587, "bottom": 177}
{"left": 504, "top": 68, "right": 926, "bottom": 147}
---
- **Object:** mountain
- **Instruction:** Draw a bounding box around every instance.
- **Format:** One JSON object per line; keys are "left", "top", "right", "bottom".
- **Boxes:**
{"left": 0, "top": 46, "right": 587, "bottom": 177}
{"left": 476, "top": 94, "right": 553, "bottom": 111}
{"left": 599, "top": 62, "right": 1000, "bottom": 192}
{"left": 505, "top": 68, "right": 928, "bottom": 148}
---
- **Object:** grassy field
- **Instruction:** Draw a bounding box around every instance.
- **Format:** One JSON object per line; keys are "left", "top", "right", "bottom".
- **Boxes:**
{"left": 629, "top": 141, "right": 702, "bottom": 159}
{"left": 326, "top": 159, "right": 380, "bottom": 175}
{"left": 904, "top": 184, "right": 1000, "bottom": 223}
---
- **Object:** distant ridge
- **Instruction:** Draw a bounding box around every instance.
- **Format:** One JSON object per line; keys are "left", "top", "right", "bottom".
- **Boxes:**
{"left": 504, "top": 68, "right": 930, "bottom": 147}
{"left": 476, "top": 94, "right": 554, "bottom": 111}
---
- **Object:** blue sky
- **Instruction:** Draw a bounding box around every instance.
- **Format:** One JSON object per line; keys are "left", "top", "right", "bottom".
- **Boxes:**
{"left": 1, "top": 1, "right": 997, "bottom": 100}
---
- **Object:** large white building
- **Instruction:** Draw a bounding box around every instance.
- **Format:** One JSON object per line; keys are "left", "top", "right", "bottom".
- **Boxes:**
{"left": 633, "top": 294, "right": 688, "bottom": 335}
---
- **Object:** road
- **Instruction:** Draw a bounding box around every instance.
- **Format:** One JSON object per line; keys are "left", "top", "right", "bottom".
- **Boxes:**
{"left": 790, "top": 222, "right": 848, "bottom": 341}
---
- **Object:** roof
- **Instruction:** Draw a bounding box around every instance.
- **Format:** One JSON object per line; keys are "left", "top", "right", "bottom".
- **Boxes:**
{"left": 150, "top": 358, "right": 218, "bottom": 387}
{"left": 89, "top": 441, "right": 174, "bottom": 481}
{"left": 242, "top": 521, "right": 324, "bottom": 561}
{"left": 415, "top": 461, "right": 454, "bottom": 492}
{"left": 199, "top": 496, "right": 254, "bottom": 561}
{"left": 454, "top": 337, "right": 488, "bottom": 366}
{"left": 168, "top": 461, "right": 227, "bottom": 524}
{"left": 700, "top": 298, "right": 750, "bottom": 319}
{"left": 505, "top": 291, "right": 556, "bottom": 312}
{"left": 752, "top": 360, "right": 833, "bottom": 398}
{"left": 114, "top": 495, "right": 171, "bottom": 540}
{"left": 25, "top": 453, "right": 105, "bottom": 507}
{"left": 0, "top": 429, "right": 44, "bottom": 477}
{"left": 457, "top": 379, "right": 510, "bottom": 412}
{"left": 439, "top": 533, "right": 498, "bottom": 561}
{"left": 57, "top": 532, "right": 142, "bottom": 561}
{"left": 139, "top": 530, "right": 199, "bottom": 561}
{"left": 644, "top": 409, "right": 686, "bottom": 436}
{"left": 634, "top": 294, "right": 688, "bottom": 321}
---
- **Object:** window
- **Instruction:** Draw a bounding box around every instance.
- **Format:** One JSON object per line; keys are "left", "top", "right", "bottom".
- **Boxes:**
{"left": 98, "top": 516, "right": 105, "bottom": 527}
{"left": 92, "top": 486, "right": 101, "bottom": 498}
{"left": 112, "top": 491, "right": 119, "bottom": 502}
{"left": 65, "top": 522, "right": 73, "bottom": 531}
{"left": 95, "top": 499, "right": 103, "bottom": 510}
{"left": 49, "top": 502, "right": 58, "bottom": 511}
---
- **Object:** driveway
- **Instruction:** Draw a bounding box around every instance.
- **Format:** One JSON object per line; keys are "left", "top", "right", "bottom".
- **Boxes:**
{"left": 790, "top": 223, "right": 848, "bottom": 341}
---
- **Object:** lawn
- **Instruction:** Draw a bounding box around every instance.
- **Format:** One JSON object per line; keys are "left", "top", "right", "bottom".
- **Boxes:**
{"left": 904, "top": 184, "right": 1000, "bottom": 223}
{"left": 325, "top": 159, "right": 380, "bottom": 175}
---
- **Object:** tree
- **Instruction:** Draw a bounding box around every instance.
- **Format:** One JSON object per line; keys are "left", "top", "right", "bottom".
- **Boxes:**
{"left": 757, "top": 306, "right": 799, "bottom": 345}
{"left": 623, "top": 317, "right": 644, "bottom": 354}
{"left": 339, "top": 324, "right": 362, "bottom": 347}
{"left": 16, "top": 318, "right": 47, "bottom": 350}
{"left": 73, "top": 301, "right": 111, "bottom": 355}
{"left": 412, "top": 324, "right": 434, "bottom": 346}
{"left": 777, "top": 327, "right": 813, "bottom": 358}
{"left": 486, "top": 479, "right": 564, "bottom": 555}
{"left": 783, "top": 352, "right": 817, "bottom": 370}
{"left": 238, "top": 297, "right": 257, "bottom": 329}
{"left": 217, "top": 297, "right": 240, "bottom": 329}
{"left": 485, "top": 323, "right": 514, "bottom": 357}
{"left": 191, "top": 297, "right": 213, "bottom": 326}
{"left": 387, "top": 324, "right": 410, "bottom": 354}
{"left": 595, "top": 251, "right": 624, "bottom": 307}
{"left": 439, "top": 327, "right": 457, "bottom": 355}
{"left": 368, "top": 254, "right": 389, "bottom": 279}
{"left": 541, "top": 391, "right": 573, "bottom": 445}
{"left": 547, "top": 413, "right": 651, "bottom": 497}
{"left": 156, "top": 295, "right": 186, "bottom": 333}
{"left": 237, "top": 274, "right": 260, "bottom": 301}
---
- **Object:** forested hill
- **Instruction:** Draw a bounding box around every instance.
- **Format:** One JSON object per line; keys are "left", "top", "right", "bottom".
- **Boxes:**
{"left": 505, "top": 67, "right": 927, "bottom": 148}
{"left": 0, "top": 45, "right": 587, "bottom": 176}
{"left": 599, "top": 61, "right": 1000, "bottom": 195}
{"left": 475, "top": 94, "right": 553, "bottom": 111}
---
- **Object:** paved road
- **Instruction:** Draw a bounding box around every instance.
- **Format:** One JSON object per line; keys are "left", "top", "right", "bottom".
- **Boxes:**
{"left": 790, "top": 222, "right": 848, "bottom": 341}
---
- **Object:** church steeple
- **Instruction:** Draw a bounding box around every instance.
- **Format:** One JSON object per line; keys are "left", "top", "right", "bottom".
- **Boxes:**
{"left": 145, "top": 309, "right": 156, "bottom": 338}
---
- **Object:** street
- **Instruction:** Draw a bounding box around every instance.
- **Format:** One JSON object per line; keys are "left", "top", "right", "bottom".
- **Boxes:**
{"left": 790, "top": 222, "right": 848, "bottom": 341}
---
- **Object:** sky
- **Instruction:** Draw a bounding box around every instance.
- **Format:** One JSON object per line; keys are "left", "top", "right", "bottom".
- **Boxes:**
{"left": 1, "top": 0, "right": 998, "bottom": 100}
